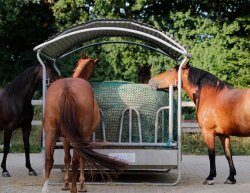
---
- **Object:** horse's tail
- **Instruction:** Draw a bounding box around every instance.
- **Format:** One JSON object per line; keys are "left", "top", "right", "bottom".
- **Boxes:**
{"left": 59, "top": 86, "right": 127, "bottom": 173}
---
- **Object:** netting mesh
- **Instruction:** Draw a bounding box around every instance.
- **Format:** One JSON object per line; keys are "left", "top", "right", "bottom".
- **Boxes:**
{"left": 92, "top": 81, "right": 177, "bottom": 143}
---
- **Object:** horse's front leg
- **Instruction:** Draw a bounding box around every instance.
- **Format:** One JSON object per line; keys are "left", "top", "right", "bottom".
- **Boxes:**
{"left": 62, "top": 138, "right": 71, "bottom": 191}
{"left": 1, "top": 128, "right": 13, "bottom": 177}
{"left": 218, "top": 135, "right": 236, "bottom": 184}
{"left": 22, "top": 124, "right": 37, "bottom": 176}
{"left": 79, "top": 157, "right": 87, "bottom": 192}
{"left": 202, "top": 130, "right": 216, "bottom": 185}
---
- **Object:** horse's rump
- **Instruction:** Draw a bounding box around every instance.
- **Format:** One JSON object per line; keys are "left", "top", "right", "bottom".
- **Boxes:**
{"left": 56, "top": 78, "right": 127, "bottom": 173}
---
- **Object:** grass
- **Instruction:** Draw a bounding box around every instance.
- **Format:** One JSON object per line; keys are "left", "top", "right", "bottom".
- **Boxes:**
{"left": 182, "top": 132, "right": 250, "bottom": 155}
{"left": 0, "top": 126, "right": 42, "bottom": 153}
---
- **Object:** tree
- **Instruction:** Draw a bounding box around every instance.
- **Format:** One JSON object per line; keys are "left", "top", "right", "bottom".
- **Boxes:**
{"left": 0, "top": 0, "right": 249, "bottom": 87}
{"left": 0, "top": 0, "right": 55, "bottom": 84}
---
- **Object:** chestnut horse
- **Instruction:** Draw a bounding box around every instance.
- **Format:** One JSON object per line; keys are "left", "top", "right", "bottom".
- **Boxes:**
{"left": 62, "top": 54, "right": 99, "bottom": 192}
{"left": 0, "top": 64, "right": 59, "bottom": 177}
{"left": 149, "top": 63, "right": 250, "bottom": 185}
{"left": 42, "top": 55, "right": 127, "bottom": 193}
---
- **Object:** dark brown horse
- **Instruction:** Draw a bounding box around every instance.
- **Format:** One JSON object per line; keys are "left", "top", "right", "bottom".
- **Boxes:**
{"left": 0, "top": 64, "right": 59, "bottom": 177}
{"left": 149, "top": 63, "right": 250, "bottom": 185}
{"left": 42, "top": 55, "right": 127, "bottom": 193}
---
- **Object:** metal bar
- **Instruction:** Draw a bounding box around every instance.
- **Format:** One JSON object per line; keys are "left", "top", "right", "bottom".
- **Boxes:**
{"left": 36, "top": 50, "right": 47, "bottom": 177}
{"left": 55, "top": 141, "right": 177, "bottom": 147}
{"left": 129, "top": 108, "right": 132, "bottom": 143}
{"left": 38, "top": 52, "right": 56, "bottom": 62}
{"left": 135, "top": 110, "right": 142, "bottom": 143}
{"left": 53, "top": 60, "right": 61, "bottom": 76}
{"left": 118, "top": 108, "right": 127, "bottom": 142}
{"left": 161, "top": 110, "right": 165, "bottom": 143}
{"left": 92, "top": 132, "right": 96, "bottom": 142}
{"left": 168, "top": 84, "right": 174, "bottom": 142}
{"left": 31, "top": 100, "right": 195, "bottom": 108}
{"left": 58, "top": 41, "right": 171, "bottom": 60}
{"left": 175, "top": 56, "right": 189, "bottom": 185}
{"left": 182, "top": 101, "right": 195, "bottom": 107}
{"left": 154, "top": 106, "right": 169, "bottom": 143}
{"left": 99, "top": 109, "right": 106, "bottom": 141}
{"left": 31, "top": 100, "right": 43, "bottom": 105}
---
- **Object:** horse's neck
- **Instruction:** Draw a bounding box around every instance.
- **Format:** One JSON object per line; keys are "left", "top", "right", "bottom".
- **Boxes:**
{"left": 72, "top": 70, "right": 81, "bottom": 78}
{"left": 22, "top": 79, "right": 38, "bottom": 103}
{"left": 73, "top": 69, "right": 90, "bottom": 79}
{"left": 5, "top": 66, "right": 38, "bottom": 103}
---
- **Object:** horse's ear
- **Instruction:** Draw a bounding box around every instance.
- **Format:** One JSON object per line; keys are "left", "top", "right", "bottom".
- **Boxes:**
{"left": 81, "top": 53, "right": 87, "bottom": 60}
{"left": 94, "top": 59, "right": 99, "bottom": 65}
{"left": 182, "top": 62, "right": 190, "bottom": 69}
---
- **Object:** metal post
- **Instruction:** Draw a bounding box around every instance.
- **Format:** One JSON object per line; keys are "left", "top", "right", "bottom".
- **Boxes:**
{"left": 37, "top": 50, "right": 47, "bottom": 177}
{"left": 175, "top": 56, "right": 189, "bottom": 184}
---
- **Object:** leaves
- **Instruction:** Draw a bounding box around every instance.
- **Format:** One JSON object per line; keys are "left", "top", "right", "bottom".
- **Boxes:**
{"left": 0, "top": 0, "right": 249, "bottom": 87}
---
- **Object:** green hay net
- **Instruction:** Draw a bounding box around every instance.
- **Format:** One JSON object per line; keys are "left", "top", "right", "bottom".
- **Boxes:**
{"left": 92, "top": 81, "right": 177, "bottom": 144}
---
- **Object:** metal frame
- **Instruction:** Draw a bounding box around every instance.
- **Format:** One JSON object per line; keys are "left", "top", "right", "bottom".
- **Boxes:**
{"left": 34, "top": 19, "right": 191, "bottom": 185}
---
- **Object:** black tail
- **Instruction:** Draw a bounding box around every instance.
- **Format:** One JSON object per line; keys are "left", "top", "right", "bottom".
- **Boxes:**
{"left": 59, "top": 86, "right": 127, "bottom": 174}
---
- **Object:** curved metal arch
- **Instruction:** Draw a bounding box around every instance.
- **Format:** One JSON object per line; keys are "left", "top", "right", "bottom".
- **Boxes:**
{"left": 58, "top": 41, "right": 173, "bottom": 60}
{"left": 34, "top": 20, "right": 191, "bottom": 60}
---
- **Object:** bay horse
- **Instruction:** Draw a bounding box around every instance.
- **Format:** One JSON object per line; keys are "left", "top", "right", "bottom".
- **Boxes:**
{"left": 42, "top": 54, "right": 127, "bottom": 193}
{"left": 0, "top": 64, "right": 59, "bottom": 177}
{"left": 149, "top": 63, "right": 250, "bottom": 185}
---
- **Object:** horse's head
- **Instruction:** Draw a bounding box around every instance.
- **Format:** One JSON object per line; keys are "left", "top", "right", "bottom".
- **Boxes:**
{"left": 137, "top": 65, "right": 151, "bottom": 84}
{"left": 36, "top": 64, "right": 61, "bottom": 84}
{"left": 72, "top": 53, "right": 98, "bottom": 80}
{"left": 149, "top": 63, "right": 190, "bottom": 90}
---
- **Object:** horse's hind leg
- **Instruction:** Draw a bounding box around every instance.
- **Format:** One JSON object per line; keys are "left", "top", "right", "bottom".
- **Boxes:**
{"left": 79, "top": 157, "right": 87, "bottom": 192}
{"left": 219, "top": 135, "right": 236, "bottom": 184}
{"left": 42, "top": 129, "right": 58, "bottom": 193}
{"left": 22, "top": 124, "right": 37, "bottom": 176}
{"left": 1, "top": 128, "right": 13, "bottom": 177}
{"left": 71, "top": 149, "right": 79, "bottom": 193}
{"left": 62, "top": 138, "right": 71, "bottom": 191}
{"left": 202, "top": 131, "right": 216, "bottom": 185}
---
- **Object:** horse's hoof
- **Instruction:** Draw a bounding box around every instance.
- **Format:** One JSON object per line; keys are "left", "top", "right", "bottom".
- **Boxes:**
{"left": 62, "top": 183, "right": 70, "bottom": 191}
{"left": 78, "top": 186, "right": 87, "bottom": 192}
{"left": 224, "top": 179, "right": 236, "bottom": 184}
{"left": 203, "top": 179, "right": 214, "bottom": 185}
{"left": 29, "top": 170, "right": 38, "bottom": 176}
{"left": 2, "top": 172, "right": 11, "bottom": 177}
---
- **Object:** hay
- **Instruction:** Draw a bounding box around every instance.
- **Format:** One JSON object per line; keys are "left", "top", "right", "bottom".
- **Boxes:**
{"left": 92, "top": 81, "right": 177, "bottom": 143}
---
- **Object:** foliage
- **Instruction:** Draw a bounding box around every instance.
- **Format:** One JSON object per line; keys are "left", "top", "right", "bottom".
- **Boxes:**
{"left": 0, "top": 0, "right": 55, "bottom": 84}
{"left": 169, "top": 11, "right": 250, "bottom": 88}
{"left": 0, "top": 1, "right": 249, "bottom": 86}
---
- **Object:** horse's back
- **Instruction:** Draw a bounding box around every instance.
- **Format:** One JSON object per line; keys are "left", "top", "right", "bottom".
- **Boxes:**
{"left": 46, "top": 77, "right": 93, "bottom": 100}
{"left": 44, "top": 78, "right": 95, "bottom": 134}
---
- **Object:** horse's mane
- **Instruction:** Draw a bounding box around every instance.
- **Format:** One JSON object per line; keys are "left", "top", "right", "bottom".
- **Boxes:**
{"left": 73, "top": 60, "right": 89, "bottom": 78}
{"left": 175, "top": 65, "right": 228, "bottom": 90}
{"left": 5, "top": 65, "right": 38, "bottom": 96}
